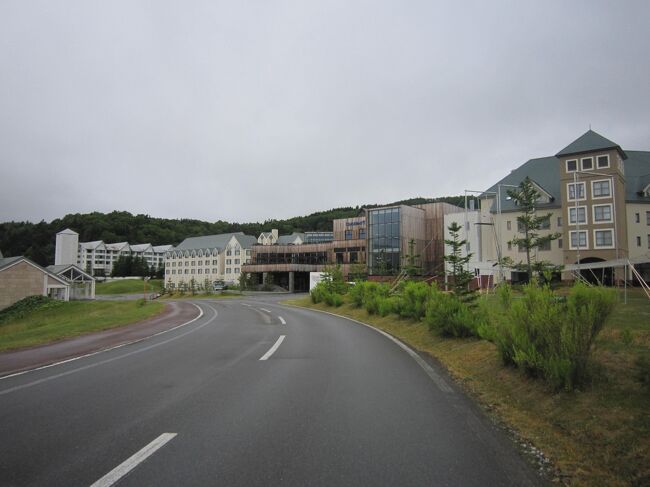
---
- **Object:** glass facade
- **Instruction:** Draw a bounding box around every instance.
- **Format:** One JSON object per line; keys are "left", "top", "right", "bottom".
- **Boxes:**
{"left": 304, "top": 231, "right": 334, "bottom": 244}
{"left": 368, "top": 207, "right": 400, "bottom": 275}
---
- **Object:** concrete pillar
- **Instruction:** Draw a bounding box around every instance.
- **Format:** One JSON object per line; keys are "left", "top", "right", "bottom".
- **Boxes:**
{"left": 289, "top": 272, "right": 295, "bottom": 292}
{"left": 263, "top": 272, "right": 268, "bottom": 284}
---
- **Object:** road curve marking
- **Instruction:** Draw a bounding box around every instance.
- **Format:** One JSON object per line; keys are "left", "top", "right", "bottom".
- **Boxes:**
{"left": 0, "top": 303, "right": 205, "bottom": 382}
{"left": 284, "top": 305, "right": 454, "bottom": 394}
{"left": 0, "top": 304, "right": 219, "bottom": 395}
{"left": 259, "top": 335, "right": 286, "bottom": 361}
{"left": 90, "top": 432, "right": 177, "bottom": 487}
{"left": 278, "top": 316, "right": 287, "bottom": 325}
{"left": 260, "top": 308, "right": 271, "bottom": 313}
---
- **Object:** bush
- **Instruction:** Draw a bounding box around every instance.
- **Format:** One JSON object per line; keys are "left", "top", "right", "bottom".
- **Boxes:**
{"left": 311, "top": 284, "right": 325, "bottom": 304}
{"left": 324, "top": 291, "right": 344, "bottom": 307}
{"left": 424, "top": 291, "right": 482, "bottom": 338}
{"left": 377, "top": 296, "right": 401, "bottom": 317}
{"left": 349, "top": 281, "right": 372, "bottom": 307}
{"left": 492, "top": 283, "right": 616, "bottom": 390}
{"left": 0, "top": 295, "right": 64, "bottom": 324}
{"left": 496, "top": 283, "right": 512, "bottom": 308}
{"left": 398, "top": 281, "right": 433, "bottom": 320}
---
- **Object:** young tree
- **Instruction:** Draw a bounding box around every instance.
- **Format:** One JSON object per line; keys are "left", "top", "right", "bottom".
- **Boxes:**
{"left": 507, "top": 177, "right": 561, "bottom": 282}
{"left": 444, "top": 222, "right": 476, "bottom": 302}
{"left": 402, "top": 238, "right": 422, "bottom": 276}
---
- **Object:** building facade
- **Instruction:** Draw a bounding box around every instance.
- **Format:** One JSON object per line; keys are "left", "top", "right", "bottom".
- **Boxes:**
{"left": 163, "top": 233, "right": 256, "bottom": 289}
{"left": 55, "top": 229, "right": 171, "bottom": 276}
{"left": 472, "top": 130, "right": 650, "bottom": 284}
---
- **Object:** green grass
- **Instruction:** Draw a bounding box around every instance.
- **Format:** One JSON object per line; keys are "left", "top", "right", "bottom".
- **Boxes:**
{"left": 286, "top": 288, "right": 650, "bottom": 487}
{"left": 95, "top": 279, "right": 163, "bottom": 295}
{"left": 0, "top": 300, "right": 165, "bottom": 351}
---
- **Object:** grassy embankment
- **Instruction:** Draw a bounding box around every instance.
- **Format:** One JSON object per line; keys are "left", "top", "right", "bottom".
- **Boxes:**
{"left": 0, "top": 297, "right": 165, "bottom": 351}
{"left": 286, "top": 289, "right": 649, "bottom": 487}
{"left": 95, "top": 278, "right": 164, "bottom": 295}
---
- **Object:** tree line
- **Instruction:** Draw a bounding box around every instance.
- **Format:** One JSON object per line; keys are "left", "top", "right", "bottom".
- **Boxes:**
{"left": 0, "top": 196, "right": 466, "bottom": 267}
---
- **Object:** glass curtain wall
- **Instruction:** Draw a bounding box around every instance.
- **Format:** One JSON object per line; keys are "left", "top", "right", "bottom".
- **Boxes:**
{"left": 368, "top": 207, "right": 400, "bottom": 275}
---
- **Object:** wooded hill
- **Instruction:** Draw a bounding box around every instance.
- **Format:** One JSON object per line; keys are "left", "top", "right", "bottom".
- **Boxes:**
{"left": 0, "top": 196, "right": 466, "bottom": 267}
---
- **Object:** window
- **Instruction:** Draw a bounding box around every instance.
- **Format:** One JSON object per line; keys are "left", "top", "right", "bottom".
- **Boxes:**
{"left": 568, "top": 206, "right": 587, "bottom": 224}
{"left": 235, "top": 268, "right": 240, "bottom": 274}
{"left": 538, "top": 240, "right": 551, "bottom": 251}
{"left": 198, "top": 269, "right": 202, "bottom": 274}
{"left": 593, "top": 204, "right": 612, "bottom": 223}
{"left": 518, "top": 243, "right": 526, "bottom": 253}
{"left": 198, "top": 260, "right": 202, "bottom": 266}
{"left": 594, "top": 229, "right": 614, "bottom": 248}
{"left": 165, "top": 269, "right": 170, "bottom": 274}
{"left": 558, "top": 238, "right": 563, "bottom": 249}
{"left": 226, "top": 259, "right": 232, "bottom": 265}
{"left": 184, "top": 269, "right": 189, "bottom": 274}
{"left": 635, "top": 213, "right": 640, "bottom": 223}
{"left": 212, "top": 268, "right": 217, "bottom": 273}
{"left": 246, "top": 249, "right": 251, "bottom": 255}
{"left": 648, "top": 234, "right": 650, "bottom": 249}
{"left": 235, "top": 249, "right": 240, "bottom": 256}
{"left": 345, "top": 230, "right": 353, "bottom": 240}
{"left": 636, "top": 236, "right": 641, "bottom": 247}
{"left": 517, "top": 221, "right": 525, "bottom": 233}
{"left": 506, "top": 221, "right": 511, "bottom": 231}
{"left": 234, "top": 259, "right": 240, "bottom": 265}
{"left": 539, "top": 218, "right": 550, "bottom": 230}
{"left": 570, "top": 231, "right": 588, "bottom": 249}
{"left": 191, "top": 261, "right": 195, "bottom": 266}
{"left": 566, "top": 159, "right": 577, "bottom": 172}
{"left": 205, "top": 269, "right": 209, "bottom": 274}
{"left": 592, "top": 180, "right": 611, "bottom": 198}
{"left": 567, "top": 182, "right": 585, "bottom": 200}
{"left": 359, "top": 229, "right": 366, "bottom": 239}
{"left": 557, "top": 216, "right": 562, "bottom": 227}
{"left": 226, "top": 268, "right": 232, "bottom": 274}
{"left": 581, "top": 157, "right": 593, "bottom": 171}
{"left": 647, "top": 211, "right": 650, "bottom": 225}
{"left": 191, "top": 269, "right": 195, "bottom": 274}
{"left": 597, "top": 155, "right": 609, "bottom": 168}
{"left": 226, "top": 250, "right": 232, "bottom": 256}
{"left": 507, "top": 242, "right": 512, "bottom": 251}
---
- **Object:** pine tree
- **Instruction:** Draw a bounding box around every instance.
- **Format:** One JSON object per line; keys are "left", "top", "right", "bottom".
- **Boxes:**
{"left": 444, "top": 221, "right": 476, "bottom": 302}
{"left": 507, "top": 177, "right": 561, "bottom": 282}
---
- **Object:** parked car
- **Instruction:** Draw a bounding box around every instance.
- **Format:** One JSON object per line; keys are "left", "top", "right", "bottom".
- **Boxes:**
{"left": 213, "top": 280, "right": 226, "bottom": 291}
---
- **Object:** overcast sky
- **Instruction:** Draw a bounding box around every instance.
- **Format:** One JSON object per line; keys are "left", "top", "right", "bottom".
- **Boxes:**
{"left": 1, "top": 0, "right": 649, "bottom": 224}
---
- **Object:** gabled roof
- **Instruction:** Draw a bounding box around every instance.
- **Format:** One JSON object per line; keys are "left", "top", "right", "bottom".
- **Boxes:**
{"left": 277, "top": 233, "right": 305, "bottom": 245}
{"left": 174, "top": 233, "right": 256, "bottom": 252}
{"left": 0, "top": 256, "right": 70, "bottom": 285}
{"left": 80, "top": 241, "right": 104, "bottom": 250}
{"left": 105, "top": 242, "right": 129, "bottom": 251}
{"left": 623, "top": 150, "right": 650, "bottom": 202}
{"left": 483, "top": 156, "right": 561, "bottom": 212}
{"left": 57, "top": 228, "right": 79, "bottom": 236}
{"left": 130, "top": 243, "right": 152, "bottom": 252}
{"left": 152, "top": 245, "right": 173, "bottom": 253}
{"left": 556, "top": 129, "right": 627, "bottom": 159}
{"left": 46, "top": 264, "right": 95, "bottom": 281}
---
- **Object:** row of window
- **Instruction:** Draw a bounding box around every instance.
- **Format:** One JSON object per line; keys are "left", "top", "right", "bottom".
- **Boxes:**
{"left": 568, "top": 204, "right": 613, "bottom": 225}
{"left": 166, "top": 268, "right": 241, "bottom": 275}
{"left": 167, "top": 249, "right": 250, "bottom": 259}
{"left": 567, "top": 180, "right": 611, "bottom": 201}
{"left": 167, "top": 258, "right": 248, "bottom": 267}
{"left": 567, "top": 229, "right": 615, "bottom": 250}
{"left": 634, "top": 235, "right": 650, "bottom": 248}
{"left": 634, "top": 211, "right": 650, "bottom": 225}
{"left": 565, "top": 154, "right": 609, "bottom": 172}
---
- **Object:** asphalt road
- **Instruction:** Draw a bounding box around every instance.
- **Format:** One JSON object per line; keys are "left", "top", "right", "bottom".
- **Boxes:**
{"left": 0, "top": 295, "right": 545, "bottom": 486}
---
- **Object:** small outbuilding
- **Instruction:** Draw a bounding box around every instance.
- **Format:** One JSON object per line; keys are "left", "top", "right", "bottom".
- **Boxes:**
{"left": 0, "top": 256, "right": 71, "bottom": 310}
{"left": 46, "top": 264, "right": 96, "bottom": 300}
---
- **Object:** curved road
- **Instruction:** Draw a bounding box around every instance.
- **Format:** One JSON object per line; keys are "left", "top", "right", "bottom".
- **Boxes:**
{"left": 0, "top": 295, "right": 545, "bottom": 486}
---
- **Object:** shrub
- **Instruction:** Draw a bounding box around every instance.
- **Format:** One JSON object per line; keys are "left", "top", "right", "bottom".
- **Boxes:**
{"left": 496, "top": 283, "right": 512, "bottom": 309}
{"left": 311, "top": 284, "right": 325, "bottom": 304}
{"left": 493, "top": 283, "right": 616, "bottom": 390}
{"left": 362, "top": 282, "right": 391, "bottom": 315}
{"left": 377, "top": 296, "right": 400, "bottom": 317}
{"left": 424, "top": 291, "right": 481, "bottom": 338}
{"left": 398, "top": 281, "right": 433, "bottom": 320}
{"left": 349, "top": 281, "right": 372, "bottom": 307}
{"left": 323, "top": 291, "right": 343, "bottom": 307}
{"left": 0, "top": 295, "right": 64, "bottom": 324}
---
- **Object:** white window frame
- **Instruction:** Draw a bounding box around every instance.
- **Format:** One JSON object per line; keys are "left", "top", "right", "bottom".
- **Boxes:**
{"left": 593, "top": 229, "right": 615, "bottom": 249}
{"left": 591, "top": 179, "right": 611, "bottom": 199}
{"left": 566, "top": 159, "right": 578, "bottom": 173}
{"left": 568, "top": 205, "right": 587, "bottom": 225}
{"left": 592, "top": 204, "right": 613, "bottom": 224}
{"left": 596, "top": 154, "right": 610, "bottom": 169}
{"left": 569, "top": 230, "right": 588, "bottom": 250}
{"left": 580, "top": 156, "right": 594, "bottom": 171}
{"left": 567, "top": 182, "right": 586, "bottom": 201}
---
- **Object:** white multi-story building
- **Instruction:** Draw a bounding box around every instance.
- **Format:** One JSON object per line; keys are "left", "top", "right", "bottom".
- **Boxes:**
{"left": 55, "top": 229, "right": 172, "bottom": 276}
{"left": 164, "top": 232, "right": 257, "bottom": 289}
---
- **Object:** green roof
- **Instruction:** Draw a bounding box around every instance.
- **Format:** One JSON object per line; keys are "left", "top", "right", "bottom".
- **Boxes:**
{"left": 556, "top": 130, "right": 627, "bottom": 159}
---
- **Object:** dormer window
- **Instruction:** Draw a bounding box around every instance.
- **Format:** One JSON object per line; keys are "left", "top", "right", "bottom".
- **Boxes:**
{"left": 566, "top": 159, "right": 577, "bottom": 172}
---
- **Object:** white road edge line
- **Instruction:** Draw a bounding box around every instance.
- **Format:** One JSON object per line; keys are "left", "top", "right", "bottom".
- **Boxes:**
{"left": 241, "top": 303, "right": 252, "bottom": 307}
{"left": 260, "top": 308, "right": 271, "bottom": 313}
{"left": 259, "top": 335, "right": 286, "bottom": 361}
{"left": 89, "top": 433, "right": 177, "bottom": 487}
{"left": 0, "top": 303, "right": 205, "bottom": 382}
{"left": 284, "top": 305, "right": 454, "bottom": 394}
{"left": 278, "top": 316, "right": 287, "bottom": 325}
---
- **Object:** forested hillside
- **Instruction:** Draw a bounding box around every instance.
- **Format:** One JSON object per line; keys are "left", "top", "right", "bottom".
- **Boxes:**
{"left": 0, "top": 196, "right": 465, "bottom": 266}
